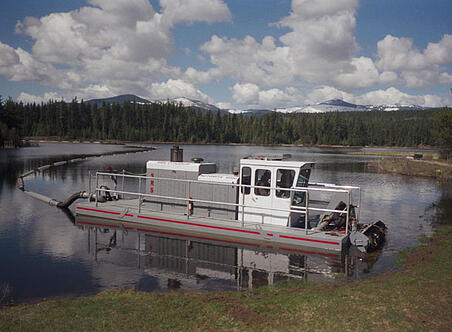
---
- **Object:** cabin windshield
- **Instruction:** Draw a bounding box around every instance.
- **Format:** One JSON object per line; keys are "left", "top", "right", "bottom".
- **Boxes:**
{"left": 297, "top": 168, "right": 311, "bottom": 187}
{"left": 292, "top": 168, "right": 311, "bottom": 206}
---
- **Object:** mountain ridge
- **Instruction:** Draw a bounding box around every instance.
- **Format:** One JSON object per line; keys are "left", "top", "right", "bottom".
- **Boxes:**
{"left": 85, "top": 94, "right": 429, "bottom": 114}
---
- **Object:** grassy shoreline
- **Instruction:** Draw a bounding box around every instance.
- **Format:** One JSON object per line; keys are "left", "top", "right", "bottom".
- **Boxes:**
{"left": 370, "top": 157, "right": 452, "bottom": 180}
{"left": 1, "top": 227, "right": 451, "bottom": 331}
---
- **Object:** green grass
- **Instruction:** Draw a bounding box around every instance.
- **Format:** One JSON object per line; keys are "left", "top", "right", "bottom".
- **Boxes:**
{"left": 1, "top": 227, "right": 451, "bottom": 331}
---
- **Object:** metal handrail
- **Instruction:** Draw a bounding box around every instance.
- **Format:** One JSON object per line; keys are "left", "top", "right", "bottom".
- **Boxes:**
{"left": 95, "top": 171, "right": 355, "bottom": 194}
{"left": 92, "top": 171, "right": 359, "bottom": 233}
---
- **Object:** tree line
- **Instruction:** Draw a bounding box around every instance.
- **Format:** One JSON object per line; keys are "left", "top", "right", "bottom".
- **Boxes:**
{"left": 0, "top": 96, "right": 450, "bottom": 149}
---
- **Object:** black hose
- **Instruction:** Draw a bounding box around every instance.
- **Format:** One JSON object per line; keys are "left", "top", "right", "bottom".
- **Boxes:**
{"left": 57, "top": 191, "right": 87, "bottom": 208}
{"left": 59, "top": 207, "right": 76, "bottom": 224}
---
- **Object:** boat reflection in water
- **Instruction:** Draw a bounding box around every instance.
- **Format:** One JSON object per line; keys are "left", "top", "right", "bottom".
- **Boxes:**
{"left": 75, "top": 216, "right": 382, "bottom": 291}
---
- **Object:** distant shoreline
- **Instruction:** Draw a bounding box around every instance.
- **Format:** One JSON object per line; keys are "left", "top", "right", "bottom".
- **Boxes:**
{"left": 22, "top": 136, "right": 440, "bottom": 151}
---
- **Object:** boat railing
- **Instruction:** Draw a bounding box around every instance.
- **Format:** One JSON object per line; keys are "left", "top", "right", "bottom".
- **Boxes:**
{"left": 90, "top": 171, "right": 360, "bottom": 235}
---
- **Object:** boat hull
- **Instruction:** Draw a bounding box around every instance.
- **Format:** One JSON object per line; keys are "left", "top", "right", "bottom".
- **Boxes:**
{"left": 75, "top": 199, "right": 348, "bottom": 253}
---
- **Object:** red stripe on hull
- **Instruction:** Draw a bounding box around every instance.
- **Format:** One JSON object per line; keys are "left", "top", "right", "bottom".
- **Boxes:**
{"left": 279, "top": 235, "right": 340, "bottom": 246}
{"left": 137, "top": 215, "right": 261, "bottom": 235}
{"left": 136, "top": 228, "right": 260, "bottom": 247}
{"left": 76, "top": 206, "right": 342, "bottom": 247}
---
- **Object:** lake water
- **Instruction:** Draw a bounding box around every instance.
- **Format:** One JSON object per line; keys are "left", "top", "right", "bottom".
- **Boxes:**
{"left": 0, "top": 143, "right": 449, "bottom": 304}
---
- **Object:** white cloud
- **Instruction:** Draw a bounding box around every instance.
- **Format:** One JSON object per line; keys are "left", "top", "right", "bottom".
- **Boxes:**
{"left": 333, "top": 57, "right": 398, "bottom": 89}
{"left": 289, "top": 0, "right": 359, "bottom": 19}
{"left": 353, "top": 87, "right": 445, "bottom": 107}
{"left": 0, "top": 42, "right": 58, "bottom": 82}
{"left": 160, "top": 0, "right": 231, "bottom": 25}
{"left": 1, "top": 0, "right": 451, "bottom": 109}
{"left": 376, "top": 34, "right": 452, "bottom": 88}
{"left": 17, "top": 92, "right": 64, "bottom": 104}
{"left": 305, "top": 85, "right": 451, "bottom": 108}
{"left": 231, "top": 83, "right": 301, "bottom": 108}
{"left": 377, "top": 34, "right": 452, "bottom": 72}
{"left": 425, "top": 34, "right": 452, "bottom": 64}
{"left": 258, "top": 88, "right": 299, "bottom": 108}
{"left": 8, "top": 0, "right": 231, "bottom": 100}
{"left": 0, "top": 42, "right": 19, "bottom": 67}
{"left": 150, "top": 79, "right": 211, "bottom": 102}
{"left": 200, "top": 35, "right": 292, "bottom": 86}
{"left": 215, "top": 102, "right": 232, "bottom": 109}
{"left": 279, "top": 0, "right": 359, "bottom": 83}
{"left": 195, "top": 0, "right": 451, "bottom": 97}
{"left": 306, "top": 86, "right": 354, "bottom": 104}
{"left": 231, "top": 83, "right": 260, "bottom": 105}
{"left": 196, "top": 0, "right": 395, "bottom": 91}
{"left": 16, "top": 2, "right": 169, "bottom": 65}
{"left": 183, "top": 67, "right": 222, "bottom": 84}
{"left": 198, "top": 0, "right": 361, "bottom": 87}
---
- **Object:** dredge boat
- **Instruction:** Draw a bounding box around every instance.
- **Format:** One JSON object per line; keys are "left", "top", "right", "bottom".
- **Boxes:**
{"left": 75, "top": 146, "right": 386, "bottom": 253}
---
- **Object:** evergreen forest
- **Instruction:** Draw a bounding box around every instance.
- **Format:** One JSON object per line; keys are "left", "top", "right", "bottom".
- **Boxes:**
{"left": 0, "top": 96, "right": 451, "bottom": 149}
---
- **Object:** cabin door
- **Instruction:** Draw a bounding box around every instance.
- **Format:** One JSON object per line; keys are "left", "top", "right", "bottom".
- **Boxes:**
{"left": 271, "top": 168, "right": 296, "bottom": 226}
{"left": 239, "top": 166, "right": 273, "bottom": 224}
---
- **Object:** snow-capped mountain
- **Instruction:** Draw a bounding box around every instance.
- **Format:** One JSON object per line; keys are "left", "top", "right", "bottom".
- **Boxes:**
{"left": 272, "top": 99, "right": 428, "bottom": 114}
{"left": 367, "top": 104, "right": 427, "bottom": 111}
{"left": 85, "top": 94, "right": 152, "bottom": 106}
{"left": 163, "top": 97, "right": 221, "bottom": 112}
{"left": 273, "top": 99, "right": 367, "bottom": 114}
{"left": 320, "top": 99, "right": 360, "bottom": 108}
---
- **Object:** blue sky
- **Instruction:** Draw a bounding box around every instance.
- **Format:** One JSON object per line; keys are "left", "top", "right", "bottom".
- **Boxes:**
{"left": 0, "top": 0, "right": 451, "bottom": 109}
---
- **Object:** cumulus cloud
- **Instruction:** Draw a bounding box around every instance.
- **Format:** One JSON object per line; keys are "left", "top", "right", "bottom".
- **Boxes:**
{"left": 196, "top": 0, "right": 396, "bottom": 91}
{"left": 17, "top": 92, "right": 64, "bottom": 104}
{"left": 231, "top": 83, "right": 260, "bottom": 105}
{"left": 183, "top": 67, "right": 222, "bottom": 84}
{"left": 279, "top": 0, "right": 359, "bottom": 82}
{"left": 306, "top": 85, "right": 450, "bottom": 108}
{"left": 353, "top": 87, "right": 445, "bottom": 107}
{"left": 333, "top": 57, "right": 398, "bottom": 89}
{"left": 7, "top": 0, "right": 231, "bottom": 100}
{"left": 306, "top": 86, "right": 354, "bottom": 104}
{"left": 215, "top": 102, "right": 232, "bottom": 109}
{"left": 0, "top": 42, "right": 58, "bottom": 82}
{"left": 231, "top": 83, "right": 301, "bottom": 108}
{"left": 150, "top": 79, "right": 212, "bottom": 102}
{"left": 377, "top": 34, "right": 452, "bottom": 87}
{"left": 160, "top": 0, "right": 231, "bottom": 25}
{"left": 200, "top": 35, "right": 293, "bottom": 86}
{"left": 198, "top": 0, "right": 361, "bottom": 88}
{"left": 195, "top": 0, "right": 451, "bottom": 98}
{"left": 1, "top": 0, "right": 451, "bottom": 108}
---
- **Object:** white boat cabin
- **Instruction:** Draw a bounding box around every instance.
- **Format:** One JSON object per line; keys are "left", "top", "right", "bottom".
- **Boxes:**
{"left": 238, "top": 159, "right": 313, "bottom": 225}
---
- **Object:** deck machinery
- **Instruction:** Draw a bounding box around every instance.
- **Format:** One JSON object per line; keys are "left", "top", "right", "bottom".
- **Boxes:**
{"left": 75, "top": 147, "right": 386, "bottom": 253}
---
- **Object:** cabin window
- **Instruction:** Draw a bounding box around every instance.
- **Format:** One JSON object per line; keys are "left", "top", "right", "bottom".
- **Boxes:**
{"left": 276, "top": 169, "right": 295, "bottom": 198}
{"left": 254, "top": 169, "right": 271, "bottom": 196}
{"left": 292, "top": 168, "right": 311, "bottom": 206}
{"left": 241, "top": 167, "right": 251, "bottom": 195}
{"left": 297, "top": 168, "right": 311, "bottom": 187}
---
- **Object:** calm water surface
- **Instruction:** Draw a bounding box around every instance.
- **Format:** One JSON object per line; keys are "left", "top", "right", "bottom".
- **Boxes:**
{"left": 0, "top": 143, "right": 449, "bottom": 304}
